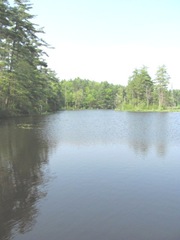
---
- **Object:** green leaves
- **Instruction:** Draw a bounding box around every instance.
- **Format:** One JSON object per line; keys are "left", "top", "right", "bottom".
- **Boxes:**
{"left": 154, "top": 65, "right": 170, "bottom": 109}
{"left": 0, "top": 0, "right": 61, "bottom": 116}
{"left": 60, "top": 79, "right": 120, "bottom": 110}
{"left": 126, "top": 66, "right": 153, "bottom": 107}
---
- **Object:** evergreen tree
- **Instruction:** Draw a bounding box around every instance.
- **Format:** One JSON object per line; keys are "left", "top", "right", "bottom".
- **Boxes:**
{"left": 126, "top": 66, "right": 153, "bottom": 108}
{"left": 0, "top": 0, "right": 60, "bottom": 115}
{"left": 154, "top": 65, "right": 170, "bottom": 109}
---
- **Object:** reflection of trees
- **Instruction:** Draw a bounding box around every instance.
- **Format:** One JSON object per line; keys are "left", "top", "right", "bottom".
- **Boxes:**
{"left": 0, "top": 119, "right": 49, "bottom": 240}
{"left": 155, "top": 113, "right": 168, "bottom": 157}
{"left": 127, "top": 112, "right": 168, "bottom": 156}
{"left": 127, "top": 113, "right": 152, "bottom": 155}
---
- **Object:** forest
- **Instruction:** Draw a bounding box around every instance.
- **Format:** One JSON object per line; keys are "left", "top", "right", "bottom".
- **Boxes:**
{"left": 1, "top": 0, "right": 180, "bottom": 118}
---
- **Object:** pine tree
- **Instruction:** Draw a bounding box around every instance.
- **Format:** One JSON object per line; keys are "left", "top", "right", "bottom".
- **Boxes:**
{"left": 154, "top": 65, "right": 170, "bottom": 109}
{"left": 0, "top": 0, "right": 55, "bottom": 114}
{"left": 126, "top": 66, "right": 153, "bottom": 108}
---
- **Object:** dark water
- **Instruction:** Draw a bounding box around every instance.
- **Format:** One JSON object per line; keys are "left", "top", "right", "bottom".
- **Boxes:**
{"left": 0, "top": 110, "right": 180, "bottom": 240}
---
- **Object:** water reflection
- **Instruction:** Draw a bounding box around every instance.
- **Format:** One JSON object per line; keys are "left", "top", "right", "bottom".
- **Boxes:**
{"left": 41, "top": 111, "right": 180, "bottom": 156}
{"left": 127, "top": 112, "right": 152, "bottom": 154}
{"left": 0, "top": 111, "right": 180, "bottom": 240}
{"left": 127, "top": 112, "right": 169, "bottom": 156}
{"left": 0, "top": 118, "right": 49, "bottom": 240}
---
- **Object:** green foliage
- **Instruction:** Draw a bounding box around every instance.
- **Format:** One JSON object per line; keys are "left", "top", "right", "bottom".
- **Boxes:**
{"left": 0, "top": 0, "right": 62, "bottom": 115}
{"left": 115, "top": 66, "right": 180, "bottom": 112}
{"left": 126, "top": 66, "right": 153, "bottom": 108}
{"left": 60, "top": 79, "right": 120, "bottom": 110}
{"left": 154, "top": 65, "right": 170, "bottom": 109}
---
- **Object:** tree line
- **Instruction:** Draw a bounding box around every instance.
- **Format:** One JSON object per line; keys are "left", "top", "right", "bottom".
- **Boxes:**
{"left": 58, "top": 69, "right": 180, "bottom": 111}
{"left": 1, "top": 0, "right": 180, "bottom": 117}
{"left": 116, "top": 65, "right": 180, "bottom": 111}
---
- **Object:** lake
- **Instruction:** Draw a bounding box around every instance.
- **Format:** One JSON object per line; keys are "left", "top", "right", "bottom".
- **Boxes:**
{"left": 0, "top": 110, "right": 180, "bottom": 240}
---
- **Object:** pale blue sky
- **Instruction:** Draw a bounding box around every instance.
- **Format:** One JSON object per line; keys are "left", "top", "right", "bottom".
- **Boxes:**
{"left": 30, "top": 0, "right": 180, "bottom": 88}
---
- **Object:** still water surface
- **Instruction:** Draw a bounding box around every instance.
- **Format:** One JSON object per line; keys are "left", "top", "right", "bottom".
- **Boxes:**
{"left": 0, "top": 110, "right": 180, "bottom": 240}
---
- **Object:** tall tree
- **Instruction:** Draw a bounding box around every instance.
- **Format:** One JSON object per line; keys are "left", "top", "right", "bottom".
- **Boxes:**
{"left": 126, "top": 66, "right": 153, "bottom": 108}
{"left": 154, "top": 65, "right": 170, "bottom": 109}
{"left": 0, "top": 0, "right": 58, "bottom": 115}
{"left": 115, "top": 86, "right": 126, "bottom": 110}
{"left": 0, "top": 0, "right": 11, "bottom": 73}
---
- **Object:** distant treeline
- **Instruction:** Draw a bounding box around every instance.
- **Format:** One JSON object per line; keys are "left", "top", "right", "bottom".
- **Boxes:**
{"left": 1, "top": 1, "right": 180, "bottom": 117}
{"left": 58, "top": 72, "right": 180, "bottom": 111}
{"left": 115, "top": 65, "right": 180, "bottom": 111}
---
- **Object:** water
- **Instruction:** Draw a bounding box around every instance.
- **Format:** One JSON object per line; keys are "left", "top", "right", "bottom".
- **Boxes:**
{"left": 0, "top": 110, "right": 180, "bottom": 240}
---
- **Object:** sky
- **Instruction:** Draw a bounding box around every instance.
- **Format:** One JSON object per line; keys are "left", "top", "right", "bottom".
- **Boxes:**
{"left": 29, "top": 0, "right": 180, "bottom": 89}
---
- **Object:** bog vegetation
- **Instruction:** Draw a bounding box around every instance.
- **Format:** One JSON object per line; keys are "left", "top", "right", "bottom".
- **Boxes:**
{"left": 1, "top": 0, "right": 180, "bottom": 117}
